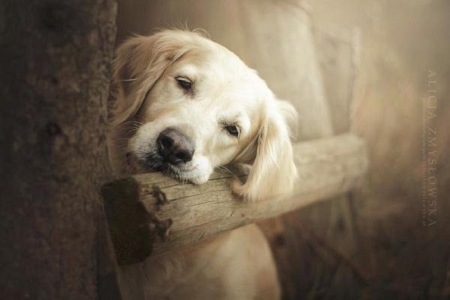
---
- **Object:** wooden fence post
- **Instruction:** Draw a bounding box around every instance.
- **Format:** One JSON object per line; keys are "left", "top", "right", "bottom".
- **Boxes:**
{"left": 102, "top": 134, "right": 368, "bottom": 265}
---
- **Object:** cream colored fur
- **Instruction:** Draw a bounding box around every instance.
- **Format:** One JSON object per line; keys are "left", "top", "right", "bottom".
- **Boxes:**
{"left": 108, "top": 29, "right": 297, "bottom": 300}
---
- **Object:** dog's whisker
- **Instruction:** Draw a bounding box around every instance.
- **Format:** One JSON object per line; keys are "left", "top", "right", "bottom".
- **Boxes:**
{"left": 217, "top": 165, "right": 235, "bottom": 176}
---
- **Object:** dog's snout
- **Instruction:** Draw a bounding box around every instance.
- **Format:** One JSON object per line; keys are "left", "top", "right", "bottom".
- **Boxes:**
{"left": 157, "top": 128, "right": 195, "bottom": 165}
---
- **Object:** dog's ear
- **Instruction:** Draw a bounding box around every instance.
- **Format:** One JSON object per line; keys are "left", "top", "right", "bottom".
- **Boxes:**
{"left": 110, "top": 30, "right": 194, "bottom": 125}
{"left": 233, "top": 100, "right": 298, "bottom": 201}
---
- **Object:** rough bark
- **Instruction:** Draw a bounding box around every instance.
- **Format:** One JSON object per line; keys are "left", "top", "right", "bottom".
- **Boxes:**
{"left": 0, "top": 1, "right": 119, "bottom": 299}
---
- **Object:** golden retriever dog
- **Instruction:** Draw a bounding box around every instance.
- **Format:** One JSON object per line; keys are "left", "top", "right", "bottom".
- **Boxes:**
{"left": 108, "top": 29, "right": 297, "bottom": 300}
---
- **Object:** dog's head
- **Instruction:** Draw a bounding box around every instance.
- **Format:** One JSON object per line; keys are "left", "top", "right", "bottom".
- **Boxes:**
{"left": 110, "top": 30, "right": 297, "bottom": 201}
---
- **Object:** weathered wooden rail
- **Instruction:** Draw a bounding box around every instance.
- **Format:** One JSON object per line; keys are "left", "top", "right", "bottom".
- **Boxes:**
{"left": 102, "top": 133, "right": 368, "bottom": 265}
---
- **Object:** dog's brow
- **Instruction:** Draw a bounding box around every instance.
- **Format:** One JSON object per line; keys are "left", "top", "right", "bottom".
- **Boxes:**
{"left": 174, "top": 64, "right": 198, "bottom": 80}
{"left": 218, "top": 113, "right": 242, "bottom": 124}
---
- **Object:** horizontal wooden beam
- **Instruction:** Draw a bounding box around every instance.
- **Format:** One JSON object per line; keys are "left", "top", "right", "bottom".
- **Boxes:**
{"left": 102, "top": 133, "right": 368, "bottom": 265}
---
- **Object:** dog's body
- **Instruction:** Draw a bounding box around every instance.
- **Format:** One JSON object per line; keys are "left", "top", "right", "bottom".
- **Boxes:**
{"left": 108, "top": 30, "right": 297, "bottom": 299}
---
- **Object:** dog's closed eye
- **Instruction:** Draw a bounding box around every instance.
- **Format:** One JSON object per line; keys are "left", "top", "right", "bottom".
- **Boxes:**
{"left": 224, "top": 124, "right": 239, "bottom": 137}
{"left": 219, "top": 118, "right": 241, "bottom": 138}
{"left": 175, "top": 76, "right": 192, "bottom": 92}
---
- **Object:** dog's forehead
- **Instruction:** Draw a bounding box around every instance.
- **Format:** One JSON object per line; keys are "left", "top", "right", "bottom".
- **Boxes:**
{"left": 175, "top": 50, "right": 269, "bottom": 99}
{"left": 175, "top": 40, "right": 259, "bottom": 79}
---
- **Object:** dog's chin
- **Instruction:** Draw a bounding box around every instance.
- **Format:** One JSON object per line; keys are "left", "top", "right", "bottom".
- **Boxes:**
{"left": 159, "top": 164, "right": 211, "bottom": 185}
{"left": 164, "top": 164, "right": 211, "bottom": 185}
{"left": 128, "top": 153, "right": 211, "bottom": 185}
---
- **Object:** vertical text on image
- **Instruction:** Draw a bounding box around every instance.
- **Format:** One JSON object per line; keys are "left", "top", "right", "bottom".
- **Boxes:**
{"left": 422, "top": 70, "right": 437, "bottom": 227}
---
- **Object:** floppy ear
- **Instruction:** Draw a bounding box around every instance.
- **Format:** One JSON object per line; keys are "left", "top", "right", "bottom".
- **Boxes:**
{"left": 233, "top": 100, "right": 298, "bottom": 202}
{"left": 110, "top": 30, "right": 195, "bottom": 125}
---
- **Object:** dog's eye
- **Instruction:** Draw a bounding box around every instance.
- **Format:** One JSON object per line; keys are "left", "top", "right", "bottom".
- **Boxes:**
{"left": 224, "top": 125, "right": 239, "bottom": 137}
{"left": 176, "top": 77, "right": 192, "bottom": 91}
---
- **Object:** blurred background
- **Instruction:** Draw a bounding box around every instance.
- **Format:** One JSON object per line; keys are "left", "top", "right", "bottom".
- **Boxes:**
{"left": 115, "top": 0, "right": 449, "bottom": 299}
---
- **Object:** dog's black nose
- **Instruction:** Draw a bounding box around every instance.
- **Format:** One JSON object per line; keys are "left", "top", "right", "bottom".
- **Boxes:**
{"left": 157, "top": 128, "right": 195, "bottom": 165}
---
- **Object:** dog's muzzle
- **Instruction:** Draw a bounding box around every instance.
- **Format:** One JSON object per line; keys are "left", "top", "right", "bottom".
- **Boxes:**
{"left": 156, "top": 128, "right": 195, "bottom": 166}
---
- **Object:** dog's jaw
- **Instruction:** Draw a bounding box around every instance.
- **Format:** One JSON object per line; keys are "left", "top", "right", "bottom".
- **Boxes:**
{"left": 127, "top": 136, "right": 214, "bottom": 184}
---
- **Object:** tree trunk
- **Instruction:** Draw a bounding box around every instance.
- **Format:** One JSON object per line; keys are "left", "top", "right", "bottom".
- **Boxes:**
{"left": 0, "top": 1, "right": 119, "bottom": 299}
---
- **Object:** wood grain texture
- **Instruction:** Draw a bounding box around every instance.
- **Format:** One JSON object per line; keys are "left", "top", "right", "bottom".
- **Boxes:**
{"left": 103, "top": 133, "right": 368, "bottom": 263}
